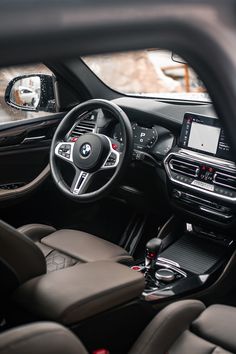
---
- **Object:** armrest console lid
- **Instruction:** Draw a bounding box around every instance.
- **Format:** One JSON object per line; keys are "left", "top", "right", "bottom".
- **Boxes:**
{"left": 12, "top": 261, "right": 144, "bottom": 325}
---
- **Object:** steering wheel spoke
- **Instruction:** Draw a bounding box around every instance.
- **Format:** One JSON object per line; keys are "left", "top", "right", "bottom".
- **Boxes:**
{"left": 55, "top": 142, "right": 75, "bottom": 164}
{"left": 101, "top": 139, "right": 121, "bottom": 170}
{"left": 71, "top": 169, "right": 93, "bottom": 195}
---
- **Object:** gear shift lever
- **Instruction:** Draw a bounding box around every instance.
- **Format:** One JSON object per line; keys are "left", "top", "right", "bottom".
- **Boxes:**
{"left": 145, "top": 238, "right": 162, "bottom": 271}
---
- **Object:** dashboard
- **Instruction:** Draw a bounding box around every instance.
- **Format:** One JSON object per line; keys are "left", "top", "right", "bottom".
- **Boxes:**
{"left": 70, "top": 99, "right": 236, "bottom": 227}
{"left": 109, "top": 107, "right": 236, "bottom": 226}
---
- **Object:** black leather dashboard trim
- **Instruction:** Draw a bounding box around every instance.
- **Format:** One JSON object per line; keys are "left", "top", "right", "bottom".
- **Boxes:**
{"left": 113, "top": 97, "right": 216, "bottom": 131}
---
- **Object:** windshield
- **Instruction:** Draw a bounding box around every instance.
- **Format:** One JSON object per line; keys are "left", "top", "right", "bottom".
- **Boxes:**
{"left": 83, "top": 50, "right": 209, "bottom": 102}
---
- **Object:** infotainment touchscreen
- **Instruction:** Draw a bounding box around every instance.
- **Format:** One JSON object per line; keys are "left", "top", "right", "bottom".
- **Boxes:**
{"left": 179, "top": 113, "right": 233, "bottom": 160}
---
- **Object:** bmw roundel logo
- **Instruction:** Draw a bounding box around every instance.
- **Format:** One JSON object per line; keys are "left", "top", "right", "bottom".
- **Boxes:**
{"left": 80, "top": 143, "right": 92, "bottom": 158}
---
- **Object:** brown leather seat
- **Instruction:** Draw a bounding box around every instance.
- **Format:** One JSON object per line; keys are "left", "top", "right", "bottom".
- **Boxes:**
{"left": 1, "top": 300, "right": 236, "bottom": 354}
{"left": 0, "top": 322, "right": 88, "bottom": 354}
{"left": 17, "top": 223, "right": 133, "bottom": 272}
{"left": 0, "top": 219, "right": 133, "bottom": 302}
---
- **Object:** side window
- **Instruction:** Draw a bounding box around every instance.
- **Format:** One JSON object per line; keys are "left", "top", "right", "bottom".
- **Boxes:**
{"left": 0, "top": 63, "right": 54, "bottom": 124}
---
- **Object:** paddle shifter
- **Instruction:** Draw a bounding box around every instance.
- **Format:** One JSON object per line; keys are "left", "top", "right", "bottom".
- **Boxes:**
{"left": 145, "top": 238, "right": 162, "bottom": 271}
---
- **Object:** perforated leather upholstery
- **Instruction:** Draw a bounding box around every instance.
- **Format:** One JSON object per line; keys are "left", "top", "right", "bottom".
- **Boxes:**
{"left": 18, "top": 224, "right": 133, "bottom": 273}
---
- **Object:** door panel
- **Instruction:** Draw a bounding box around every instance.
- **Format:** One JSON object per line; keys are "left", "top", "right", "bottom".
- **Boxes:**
{"left": 0, "top": 115, "right": 62, "bottom": 200}
{"left": 0, "top": 147, "right": 49, "bottom": 185}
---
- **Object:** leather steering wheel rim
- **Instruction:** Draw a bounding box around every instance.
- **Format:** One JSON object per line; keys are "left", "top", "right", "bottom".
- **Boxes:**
{"left": 50, "top": 99, "right": 133, "bottom": 202}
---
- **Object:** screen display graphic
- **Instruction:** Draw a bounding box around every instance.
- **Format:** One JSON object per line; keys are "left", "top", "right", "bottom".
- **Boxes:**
{"left": 188, "top": 122, "right": 221, "bottom": 155}
{"left": 179, "top": 113, "right": 232, "bottom": 161}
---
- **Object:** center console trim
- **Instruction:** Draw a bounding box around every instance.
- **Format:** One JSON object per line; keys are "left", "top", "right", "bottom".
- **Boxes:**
{"left": 156, "top": 260, "right": 187, "bottom": 278}
{"left": 142, "top": 259, "right": 187, "bottom": 302}
{"left": 164, "top": 148, "right": 236, "bottom": 203}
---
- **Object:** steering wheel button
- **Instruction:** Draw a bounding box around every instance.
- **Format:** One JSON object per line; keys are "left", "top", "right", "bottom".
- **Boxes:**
{"left": 112, "top": 143, "right": 118, "bottom": 150}
{"left": 71, "top": 137, "right": 78, "bottom": 142}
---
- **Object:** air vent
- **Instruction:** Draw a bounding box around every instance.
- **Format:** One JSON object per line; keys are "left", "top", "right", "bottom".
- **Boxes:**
{"left": 70, "top": 115, "right": 96, "bottom": 138}
{"left": 169, "top": 158, "right": 199, "bottom": 177}
{"left": 214, "top": 171, "right": 236, "bottom": 190}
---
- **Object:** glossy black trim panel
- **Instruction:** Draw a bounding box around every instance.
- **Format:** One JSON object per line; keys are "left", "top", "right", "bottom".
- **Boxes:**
{"left": 0, "top": 113, "right": 64, "bottom": 132}
{"left": 0, "top": 114, "right": 64, "bottom": 150}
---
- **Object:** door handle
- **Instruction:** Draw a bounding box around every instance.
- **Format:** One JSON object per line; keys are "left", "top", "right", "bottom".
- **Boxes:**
{"left": 22, "top": 135, "right": 46, "bottom": 143}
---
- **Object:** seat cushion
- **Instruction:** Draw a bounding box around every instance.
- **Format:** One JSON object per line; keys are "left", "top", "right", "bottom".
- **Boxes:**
{"left": 190, "top": 304, "right": 236, "bottom": 353}
{"left": 170, "top": 305, "right": 236, "bottom": 353}
{"left": 41, "top": 229, "right": 133, "bottom": 264}
{"left": 169, "top": 330, "right": 232, "bottom": 354}
{"left": 0, "top": 322, "right": 88, "bottom": 354}
{"left": 129, "top": 300, "right": 236, "bottom": 354}
{"left": 17, "top": 224, "right": 56, "bottom": 242}
{"left": 129, "top": 300, "right": 205, "bottom": 354}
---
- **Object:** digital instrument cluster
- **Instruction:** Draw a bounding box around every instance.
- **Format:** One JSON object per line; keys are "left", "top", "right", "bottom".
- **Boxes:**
{"left": 113, "top": 123, "right": 157, "bottom": 151}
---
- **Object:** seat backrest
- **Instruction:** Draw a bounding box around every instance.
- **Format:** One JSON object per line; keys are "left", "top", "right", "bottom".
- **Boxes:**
{"left": 0, "top": 322, "right": 88, "bottom": 354}
{"left": 0, "top": 219, "right": 46, "bottom": 299}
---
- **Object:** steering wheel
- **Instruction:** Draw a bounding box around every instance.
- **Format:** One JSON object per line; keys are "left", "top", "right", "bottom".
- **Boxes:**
{"left": 50, "top": 99, "right": 133, "bottom": 202}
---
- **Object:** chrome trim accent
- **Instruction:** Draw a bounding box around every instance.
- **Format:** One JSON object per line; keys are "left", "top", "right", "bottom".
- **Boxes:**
{"left": 176, "top": 148, "right": 236, "bottom": 171}
{"left": 101, "top": 136, "right": 120, "bottom": 170}
{"left": 23, "top": 135, "right": 46, "bottom": 143}
{"left": 169, "top": 158, "right": 199, "bottom": 177}
{"left": 55, "top": 142, "right": 75, "bottom": 163}
{"left": 142, "top": 288, "right": 173, "bottom": 302}
{"left": 199, "top": 206, "right": 233, "bottom": 219}
{"left": 191, "top": 179, "right": 214, "bottom": 191}
{"left": 142, "top": 260, "right": 187, "bottom": 302}
{"left": 178, "top": 191, "right": 215, "bottom": 206}
{"left": 72, "top": 171, "right": 90, "bottom": 195}
{"left": 164, "top": 149, "right": 236, "bottom": 202}
{"left": 155, "top": 269, "right": 175, "bottom": 282}
{"left": 155, "top": 261, "right": 187, "bottom": 277}
{"left": 186, "top": 223, "right": 193, "bottom": 232}
{"left": 158, "top": 257, "right": 180, "bottom": 268}
{"left": 199, "top": 274, "right": 210, "bottom": 283}
{"left": 213, "top": 171, "right": 236, "bottom": 191}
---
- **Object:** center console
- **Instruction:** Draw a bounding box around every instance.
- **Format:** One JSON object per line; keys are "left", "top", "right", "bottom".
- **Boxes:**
{"left": 10, "top": 261, "right": 144, "bottom": 326}
{"left": 164, "top": 112, "right": 236, "bottom": 223}
{"left": 131, "top": 215, "right": 234, "bottom": 302}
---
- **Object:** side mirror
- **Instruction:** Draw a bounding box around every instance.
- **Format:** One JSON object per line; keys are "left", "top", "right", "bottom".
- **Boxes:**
{"left": 5, "top": 74, "right": 56, "bottom": 113}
